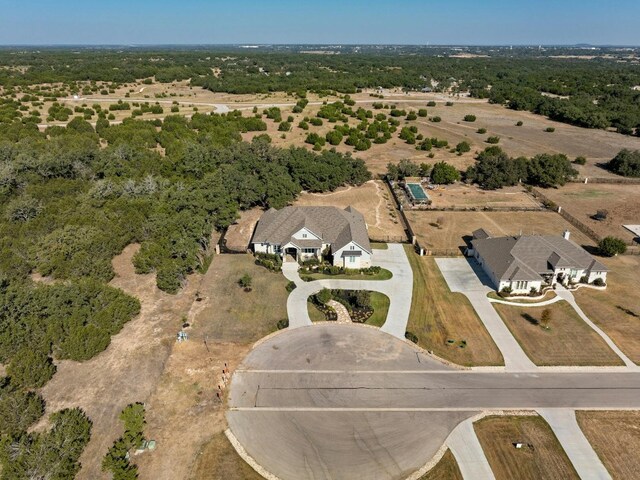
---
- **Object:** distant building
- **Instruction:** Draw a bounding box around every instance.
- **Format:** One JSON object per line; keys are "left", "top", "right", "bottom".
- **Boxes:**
{"left": 467, "top": 229, "right": 608, "bottom": 294}
{"left": 251, "top": 206, "right": 372, "bottom": 268}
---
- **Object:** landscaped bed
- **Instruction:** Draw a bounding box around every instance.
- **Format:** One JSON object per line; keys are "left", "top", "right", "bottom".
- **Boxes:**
{"left": 301, "top": 266, "right": 393, "bottom": 281}
{"left": 308, "top": 289, "right": 390, "bottom": 327}
{"left": 404, "top": 245, "right": 504, "bottom": 366}
{"left": 493, "top": 301, "right": 624, "bottom": 366}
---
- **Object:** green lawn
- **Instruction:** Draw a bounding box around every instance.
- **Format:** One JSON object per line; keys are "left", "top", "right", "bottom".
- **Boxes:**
{"left": 308, "top": 300, "right": 331, "bottom": 322}
{"left": 371, "top": 242, "right": 389, "bottom": 250}
{"left": 303, "top": 268, "right": 393, "bottom": 281}
{"left": 365, "top": 292, "right": 390, "bottom": 327}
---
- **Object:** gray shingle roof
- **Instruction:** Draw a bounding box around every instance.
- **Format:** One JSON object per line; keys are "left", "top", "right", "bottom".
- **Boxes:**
{"left": 251, "top": 206, "right": 371, "bottom": 253}
{"left": 472, "top": 234, "right": 608, "bottom": 282}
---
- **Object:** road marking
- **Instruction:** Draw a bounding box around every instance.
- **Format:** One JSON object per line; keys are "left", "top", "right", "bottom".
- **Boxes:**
{"left": 229, "top": 406, "right": 640, "bottom": 412}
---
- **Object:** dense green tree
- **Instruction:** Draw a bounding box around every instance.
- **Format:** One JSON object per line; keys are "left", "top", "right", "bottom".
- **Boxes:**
{"left": 430, "top": 162, "right": 460, "bottom": 184}
{"left": 607, "top": 149, "right": 640, "bottom": 177}
{"left": 598, "top": 237, "right": 627, "bottom": 257}
{"left": 527, "top": 153, "right": 577, "bottom": 187}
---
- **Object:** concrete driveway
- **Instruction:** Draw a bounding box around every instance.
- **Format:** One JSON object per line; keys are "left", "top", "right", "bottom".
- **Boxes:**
{"left": 436, "top": 258, "right": 536, "bottom": 372}
{"left": 283, "top": 243, "right": 413, "bottom": 339}
{"left": 228, "top": 323, "right": 640, "bottom": 480}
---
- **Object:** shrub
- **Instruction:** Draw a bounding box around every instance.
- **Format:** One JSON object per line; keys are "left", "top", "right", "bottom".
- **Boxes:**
{"left": 7, "top": 348, "right": 56, "bottom": 389}
{"left": 545, "top": 127, "right": 556, "bottom": 133}
{"left": 427, "top": 101, "right": 436, "bottom": 107}
{"left": 405, "top": 331, "right": 419, "bottom": 343}
{"left": 455, "top": 141, "right": 471, "bottom": 154}
{"left": 477, "top": 127, "right": 487, "bottom": 134}
{"left": 463, "top": 114, "right": 476, "bottom": 122}
{"left": 593, "top": 278, "right": 606, "bottom": 287}
{"left": 598, "top": 236, "right": 627, "bottom": 257}
{"left": 430, "top": 116, "right": 441, "bottom": 123}
{"left": 486, "top": 136, "right": 500, "bottom": 144}
{"left": 418, "top": 108, "right": 428, "bottom": 117}
{"left": 278, "top": 121, "right": 291, "bottom": 132}
{"left": 277, "top": 318, "right": 289, "bottom": 330}
{"left": 445, "top": 101, "right": 454, "bottom": 106}
{"left": 499, "top": 286, "right": 512, "bottom": 297}
{"left": 316, "top": 288, "right": 332, "bottom": 304}
{"left": 238, "top": 273, "right": 252, "bottom": 289}
{"left": 285, "top": 281, "right": 297, "bottom": 293}
{"left": 516, "top": 120, "right": 524, "bottom": 126}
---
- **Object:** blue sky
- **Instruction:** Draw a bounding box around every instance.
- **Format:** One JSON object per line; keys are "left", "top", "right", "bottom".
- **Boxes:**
{"left": 1, "top": 0, "right": 639, "bottom": 45}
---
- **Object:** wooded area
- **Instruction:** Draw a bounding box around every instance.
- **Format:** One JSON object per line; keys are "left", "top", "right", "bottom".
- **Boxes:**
{"left": 1, "top": 47, "right": 639, "bottom": 133}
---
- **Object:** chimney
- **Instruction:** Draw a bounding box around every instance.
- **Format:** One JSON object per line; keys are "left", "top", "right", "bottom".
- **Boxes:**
{"left": 563, "top": 230, "right": 570, "bottom": 240}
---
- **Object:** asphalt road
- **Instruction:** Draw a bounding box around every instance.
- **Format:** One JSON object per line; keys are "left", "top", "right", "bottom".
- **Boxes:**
{"left": 227, "top": 324, "right": 640, "bottom": 480}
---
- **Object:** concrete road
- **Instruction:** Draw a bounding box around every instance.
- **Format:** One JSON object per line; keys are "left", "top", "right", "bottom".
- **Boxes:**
{"left": 227, "top": 324, "right": 640, "bottom": 480}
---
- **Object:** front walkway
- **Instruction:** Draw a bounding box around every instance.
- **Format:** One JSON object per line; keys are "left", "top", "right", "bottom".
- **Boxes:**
{"left": 282, "top": 243, "right": 413, "bottom": 339}
{"left": 555, "top": 286, "right": 637, "bottom": 369}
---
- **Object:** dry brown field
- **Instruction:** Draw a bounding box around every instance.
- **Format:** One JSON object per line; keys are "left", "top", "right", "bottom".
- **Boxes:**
{"left": 405, "top": 210, "right": 596, "bottom": 252}
{"left": 37, "top": 245, "right": 203, "bottom": 480}
{"left": 475, "top": 415, "right": 579, "bottom": 480}
{"left": 427, "top": 184, "right": 540, "bottom": 209}
{"left": 294, "top": 180, "right": 406, "bottom": 241}
{"left": 573, "top": 255, "right": 640, "bottom": 364}
{"left": 24, "top": 83, "right": 640, "bottom": 178}
{"left": 405, "top": 246, "right": 504, "bottom": 366}
{"left": 576, "top": 411, "right": 640, "bottom": 480}
{"left": 193, "top": 254, "right": 289, "bottom": 344}
{"left": 493, "top": 301, "right": 624, "bottom": 366}
{"left": 35, "top": 247, "right": 285, "bottom": 480}
{"left": 190, "top": 432, "right": 264, "bottom": 480}
{"left": 419, "top": 449, "right": 463, "bottom": 480}
{"left": 541, "top": 183, "right": 640, "bottom": 244}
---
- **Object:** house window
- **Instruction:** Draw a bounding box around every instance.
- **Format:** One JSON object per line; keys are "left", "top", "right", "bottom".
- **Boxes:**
{"left": 349, "top": 256, "right": 355, "bottom": 263}
{"left": 302, "top": 248, "right": 316, "bottom": 254}
{"left": 513, "top": 280, "right": 527, "bottom": 290}
{"left": 302, "top": 233, "right": 307, "bottom": 238}
{"left": 350, "top": 245, "right": 355, "bottom": 250}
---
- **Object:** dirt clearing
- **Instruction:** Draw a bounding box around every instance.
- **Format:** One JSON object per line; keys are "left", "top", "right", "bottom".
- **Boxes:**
{"left": 294, "top": 180, "right": 407, "bottom": 242}
{"left": 405, "top": 210, "right": 596, "bottom": 252}
{"left": 541, "top": 183, "right": 640, "bottom": 244}
{"left": 38, "top": 245, "right": 201, "bottom": 480}
{"left": 426, "top": 184, "right": 540, "bottom": 209}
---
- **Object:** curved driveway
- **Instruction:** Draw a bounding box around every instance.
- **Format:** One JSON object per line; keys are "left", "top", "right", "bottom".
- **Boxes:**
{"left": 282, "top": 243, "right": 413, "bottom": 339}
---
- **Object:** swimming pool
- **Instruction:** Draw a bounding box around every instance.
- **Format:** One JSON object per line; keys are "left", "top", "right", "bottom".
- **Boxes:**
{"left": 406, "top": 182, "right": 430, "bottom": 201}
